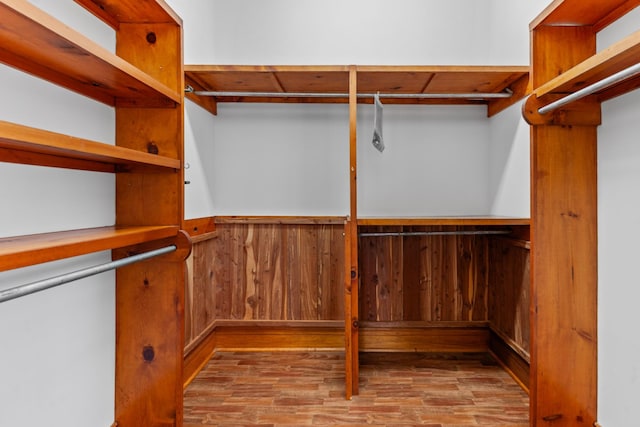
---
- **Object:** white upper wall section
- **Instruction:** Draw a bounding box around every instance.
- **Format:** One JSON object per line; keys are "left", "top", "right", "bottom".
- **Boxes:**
{"left": 171, "top": 0, "right": 493, "bottom": 65}
{"left": 488, "top": 0, "right": 550, "bottom": 65}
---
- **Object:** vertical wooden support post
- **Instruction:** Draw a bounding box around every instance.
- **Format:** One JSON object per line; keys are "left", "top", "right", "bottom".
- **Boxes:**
{"left": 528, "top": 25, "right": 598, "bottom": 427}
{"left": 344, "top": 65, "right": 359, "bottom": 399}
{"left": 114, "top": 20, "right": 185, "bottom": 427}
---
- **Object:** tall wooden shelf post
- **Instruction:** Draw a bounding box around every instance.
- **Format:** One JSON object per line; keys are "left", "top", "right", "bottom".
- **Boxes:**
{"left": 113, "top": 15, "right": 187, "bottom": 427}
{"left": 525, "top": 20, "right": 599, "bottom": 427}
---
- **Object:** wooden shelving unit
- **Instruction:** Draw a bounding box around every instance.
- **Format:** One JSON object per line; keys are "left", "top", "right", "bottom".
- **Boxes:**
{"left": 532, "top": 29, "right": 640, "bottom": 105}
{"left": 0, "top": 1, "right": 187, "bottom": 426}
{"left": 0, "top": 226, "right": 179, "bottom": 271}
{"left": 185, "top": 63, "right": 531, "bottom": 399}
{"left": 0, "top": 120, "right": 181, "bottom": 172}
{"left": 0, "top": 0, "right": 180, "bottom": 107}
{"left": 525, "top": 0, "right": 640, "bottom": 425}
{"left": 184, "top": 64, "right": 529, "bottom": 117}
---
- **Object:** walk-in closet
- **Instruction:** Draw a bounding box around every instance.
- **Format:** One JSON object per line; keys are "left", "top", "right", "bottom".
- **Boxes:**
{"left": 1, "top": 1, "right": 640, "bottom": 427}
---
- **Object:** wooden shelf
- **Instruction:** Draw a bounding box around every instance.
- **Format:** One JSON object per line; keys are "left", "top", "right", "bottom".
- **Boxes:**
{"left": 184, "top": 65, "right": 529, "bottom": 117}
{"left": 0, "top": 0, "right": 181, "bottom": 107}
{"left": 534, "top": 29, "right": 640, "bottom": 104}
{"left": 215, "top": 215, "right": 347, "bottom": 225}
{"left": 0, "top": 225, "right": 179, "bottom": 272}
{"left": 357, "top": 217, "right": 530, "bottom": 226}
{"left": 74, "top": 0, "right": 181, "bottom": 29}
{"left": 531, "top": 0, "right": 640, "bottom": 32}
{"left": 0, "top": 120, "right": 181, "bottom": 172}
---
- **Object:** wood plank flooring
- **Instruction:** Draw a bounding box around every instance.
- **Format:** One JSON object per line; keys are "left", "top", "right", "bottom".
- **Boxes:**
{"left": 184, "top": 351, "right": 529, "bottom": 426}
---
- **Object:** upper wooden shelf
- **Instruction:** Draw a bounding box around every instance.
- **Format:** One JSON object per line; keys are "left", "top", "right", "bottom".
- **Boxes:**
{"left": 0, "top": 120, "right": 181, "bottom": 172}
{"left": 0, "top": 0, "right": 181, "bottom": 107}
{"left": 533, "top": 29, "right": 640, "bottom": 104}
{"left": 0, "top": 225, "right": 179, "bottom": 272}
{"left": 74, "top": 0, "right": 181, "bottom": 29}
{"left": 531, "top": 0, "right": 640, "bottom": 32}
{"left": 184, "top": 65, "right": 530, "bottom": 117}
{"left": 357, "top": 217, "right": 530, "bottom": 226}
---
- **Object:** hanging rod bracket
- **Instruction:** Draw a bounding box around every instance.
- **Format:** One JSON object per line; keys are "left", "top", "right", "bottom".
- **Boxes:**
{"left": 522, "top": 93, "right": 601, "bottom": 126}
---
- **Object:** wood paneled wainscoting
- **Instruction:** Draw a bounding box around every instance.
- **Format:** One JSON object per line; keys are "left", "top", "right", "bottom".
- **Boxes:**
{"left": 183, "top": 217, "right": 531, "bottom": 395}
{"left": 357, "top": 224, "right": 531, "bottom": 389}
{"left": 182, "top": 216, "right": 347, "bottom": 386}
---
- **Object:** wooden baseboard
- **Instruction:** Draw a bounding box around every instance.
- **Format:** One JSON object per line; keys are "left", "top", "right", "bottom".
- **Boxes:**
{"left": 214, "top": 320, "right": 345, "bottom": 351}
{"left": 359, "top": 321, "right": 490, "bottom": 352}
{"left": 183, "top": 326, "right": 217, "bottom": 389}
{"left": 488, "top": 329, "right": 530, "bottom": 392}
{"left": 184, "top": 320, "right": 497, "bottom": 388}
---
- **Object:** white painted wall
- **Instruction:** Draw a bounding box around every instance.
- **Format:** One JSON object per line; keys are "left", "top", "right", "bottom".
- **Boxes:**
{"left": 358, "top": 105, "right": 491, "bottom": 216}
{"left": 174, "top": 0, "right": 503, "bottom": 218}
{"left": 487, "top": 0, "right": 548, "bottom": 218}
{"left": 175, "top": 0, "right": 491, "bottom": 66}
{"left": 596, "top": 8, "right": 640, "bottom": 426}
{"left": 0, "top": 2, "right": 116, "bottom": 427}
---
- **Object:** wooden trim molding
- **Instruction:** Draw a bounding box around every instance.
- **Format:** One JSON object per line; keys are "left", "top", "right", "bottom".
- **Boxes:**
{"left": 489, "top": 329, "right": 530, "bottom": 393}
{"left": 215, "top": 215, "right": 347, "bottom": 225}
{"left": 359, "top": 322, "right": 490, "bottom": 353}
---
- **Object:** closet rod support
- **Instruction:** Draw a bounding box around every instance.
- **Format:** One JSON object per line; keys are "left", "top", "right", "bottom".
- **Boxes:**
{"left": 185, "top": 87, "right": 514, "bottom": 100}
{"left": 538, "top": 62, "right": 640, "bottom": 114}
{"left": 359, "top": 230, "right": 512, "bottom": 237}
{"left": 0, "top": 245, "right": 177, "bottom": 304}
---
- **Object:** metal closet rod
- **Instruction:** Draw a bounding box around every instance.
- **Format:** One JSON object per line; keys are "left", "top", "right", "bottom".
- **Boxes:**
{"left": 538, "top": 61, "right": 640, "bottom": 114}
{"left": 0, "top": 245, "right": 177, "bottom": 304}
{"left": 185, "top": 87, "right": 514, "bottom": 100}
{"left": 359, "top": 230, "right": 511, "bottom": 237}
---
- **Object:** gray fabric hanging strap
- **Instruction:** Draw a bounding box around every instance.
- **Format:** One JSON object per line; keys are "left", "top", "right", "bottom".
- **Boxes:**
{"left": 372, "top": 92, "right": 385, "bottom": 153}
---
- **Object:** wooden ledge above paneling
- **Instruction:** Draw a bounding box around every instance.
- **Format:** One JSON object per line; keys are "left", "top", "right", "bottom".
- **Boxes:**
{"left": 184, "top": 65, "right": 529, "bottom": 117}
{"left": 357, "top": 217, "right": 530, "bottom": 226}
{"left": 215, "top": 216, "right": 348, "bottom": 225}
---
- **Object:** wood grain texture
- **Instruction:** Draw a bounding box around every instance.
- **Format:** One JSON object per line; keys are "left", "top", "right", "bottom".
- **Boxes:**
{"left": 530, "top": 0, "right": 639, "bottom": 30}
{"left": 0, "top": 1, "right": 180, "bottom": 106}
{"left": 0, "top": 119, "right": 180, "bottom": 172}
{"left": 0, "top": 225, "right": 178, "bottom": 272}
{"left": 208, "top": 223, "right": 345, "bottom": 321}
{"left": 488, "top": 237, "right": 530, "bottom": 357}
{"left": 114, "top": 17, "right": 185, "bottom": 427}
{"left": 358, "top": 226, "right": 491, "bottom": 322}
{"left": 529, "top": 20, "right": 598, "bottom": 427}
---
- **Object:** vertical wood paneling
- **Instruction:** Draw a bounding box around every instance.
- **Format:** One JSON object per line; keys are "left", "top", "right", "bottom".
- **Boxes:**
{"left": 358, "top": 226, "right": 491, "bottom": 322}
{"left": 488, "top": 238, "right": 530, "bottom": 356}
{"left": 204, "top": 223, "right": 344, "bottom": 322}
{"left": 402, "top": 229, "right": 422, "bottom": 321}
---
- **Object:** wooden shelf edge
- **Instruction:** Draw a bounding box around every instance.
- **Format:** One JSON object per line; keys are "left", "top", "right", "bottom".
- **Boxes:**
{"left": 184, "top": 64, "right": 529, "bottom": 111}
{"left": 530, "top": 0, "right": 640, "bottom": 31}
{"left": 215, "top": 216, "right": 348, "bottom": 225}
{"left": 74, "top": 0, "right": 182, "bottom": 30}
{"left": 0, "top": 120, "right": 180, "bottom": 172}
{"left": 534, "top": 30, "right": 640, "bottom": 102}
{"left": 0, "top": 225, "right": 179, "bottom": 272}
{"left": 357, "top": 217, "right": 531, "bottom": 226}
{"left": 0, "top": 1, "right": 181, "bottom": 107}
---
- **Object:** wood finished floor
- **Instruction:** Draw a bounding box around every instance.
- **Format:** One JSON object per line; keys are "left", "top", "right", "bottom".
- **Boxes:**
{"left": 184, "top": 352, "right": 529, "bottom": 427}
